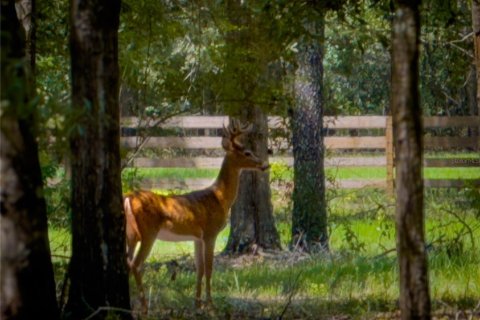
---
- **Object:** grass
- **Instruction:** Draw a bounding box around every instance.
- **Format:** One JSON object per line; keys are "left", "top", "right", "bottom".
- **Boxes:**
{"left": 131, "top": 238, "right": 480, "bottom": 319}
{"left": 49, "top": 186, "right": 480, "bottom": 319}
{"left": 424, "top": 151, "right": 480, "bottom": 159}
{"left": 125, "top": 166, "right": 480, "bottom": 181}
{"left": 124, "top": 167, "right": 219, "bottom": 180}
{"left": 135, "top": 255, "right": 404, "bottom": 318}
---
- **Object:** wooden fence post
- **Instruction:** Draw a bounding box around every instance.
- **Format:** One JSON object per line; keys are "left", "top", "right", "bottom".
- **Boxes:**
{"left": 386, "top": 116, "right": 394, "bottom": 196}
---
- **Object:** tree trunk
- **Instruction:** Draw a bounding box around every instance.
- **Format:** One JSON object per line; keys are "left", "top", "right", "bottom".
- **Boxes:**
{"left": 64, "top": 1, "right": 132, "bottom": 319}
{"left": 223, "top": 0, "right": 281, "bottom": 254}
{"left": 290, "top": 14, "right": 329, "bottom": 253}
{"left": 466, "top": 64, "right": 478, "bottom": 137}
{"left": 392, "top": 1, "right": 431, "bottom": 319}
{"left": 0, "top": 1, "right": 59, "bottom": 319}
{"left": 471, "top": 0, "right": 480, "bottom": 137}
{"left": 225, "top": 108, "right": 281, "bottom": 253}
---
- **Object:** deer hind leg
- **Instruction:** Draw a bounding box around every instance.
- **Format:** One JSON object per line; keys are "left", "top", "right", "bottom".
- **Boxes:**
{"left": 194, "top": 240, "right": 204, "bottom": 308}
{"left": 130, "top": 238, "right": 155, "bottom": 314}
{"left": 126, "top": 238, "right": 137, "bottom": 267}
{"left": 124, "top": 197, "right": 140, "bottom": 266}
{"left": 126, "top": 227, "right": 139, "bottom": 268}
{"left": 203, "top": 237, "right": 216, "bottom": 305}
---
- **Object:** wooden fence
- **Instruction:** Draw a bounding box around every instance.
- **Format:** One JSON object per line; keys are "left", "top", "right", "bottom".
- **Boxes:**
{"left": 121, "top": 116, "right": 480, "bottom": 190}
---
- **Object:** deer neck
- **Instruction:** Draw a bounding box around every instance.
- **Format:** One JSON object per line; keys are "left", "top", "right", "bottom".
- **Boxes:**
{"left": 212, "top": 154, "right": 242, "bottom": 210}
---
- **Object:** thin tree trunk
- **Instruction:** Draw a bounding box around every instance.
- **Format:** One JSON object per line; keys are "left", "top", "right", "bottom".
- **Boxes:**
{"left": 1, "top": 1, "right": 59, "bottom": 319}
{"left": 466, "top": 65, "right": 478, "bottom": 137}
{"left": 471, "top": 0, "right": 480, "bottom": 137}
{"left": 64, "top": 0, "right": 132, "bottom": 319}
{"left": 392, "top": 1, "right": 431, "bottom": 319}
{"left": 291, "top": 13, "right": 328, "bottom": 252}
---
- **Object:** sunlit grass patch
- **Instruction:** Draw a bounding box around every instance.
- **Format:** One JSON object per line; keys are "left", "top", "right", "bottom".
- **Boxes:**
{"left": 123, "top": 167, "right": 219, "bottom": 180}
{"left": 126, "top": 166, "right": 480, "bottom": 182}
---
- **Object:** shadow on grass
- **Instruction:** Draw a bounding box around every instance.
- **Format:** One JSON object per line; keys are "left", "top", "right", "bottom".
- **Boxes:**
{"left": 131, "top": 294, "right": 480, "bottom": 320}
{"left": 127, "top": 252, "right": 479, "bottom": 319}
{"left": 51, "top": 249, "right": 479, "bottom": 320}
{"left": 138, "top": 296, "right": 398, "bottom": 320}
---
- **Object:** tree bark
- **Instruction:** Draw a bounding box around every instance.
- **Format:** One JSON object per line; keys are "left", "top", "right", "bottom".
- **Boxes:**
{"left": 392, "top": 1, "right": 431, "bottom": 319}
{"left": 64, "top": 0, "right": 132, "bottom": 319}
{"left": 225, "top": 108, "right": 281, "bottom": 253}
{"left": 471, "top": 0, "right": 480, "bottom": 137}
{"left": 0, "top": 0, "right": 59, "bottom": 319}
{"left": 290, "top": 13, "right": 329, "bottom": 252}
{"left": 466, "top": 64, "right": 478, "bottom": 137}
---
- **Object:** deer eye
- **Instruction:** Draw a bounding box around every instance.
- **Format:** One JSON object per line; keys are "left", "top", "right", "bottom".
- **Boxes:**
{"left": 244, "top": 151, "right": 252, "bottom": 157}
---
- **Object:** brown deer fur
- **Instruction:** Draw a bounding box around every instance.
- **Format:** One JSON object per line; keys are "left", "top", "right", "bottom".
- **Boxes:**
{"left": 124, "top": 119, "right": 268, "bottom": 312}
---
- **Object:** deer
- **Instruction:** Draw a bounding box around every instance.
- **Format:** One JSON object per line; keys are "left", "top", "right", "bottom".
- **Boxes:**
{"left": 123, "top": 119, "right": 269, "bottom": 312}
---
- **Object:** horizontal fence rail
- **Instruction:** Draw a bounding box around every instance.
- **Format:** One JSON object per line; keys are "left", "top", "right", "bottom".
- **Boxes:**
{"left": 121, "top": 115, "right": 479, "bottom": 190}
{"left": 122, "top": 115, "right": 480, "bottom": 129}
{"left": 131, "top": 156, "right": 480, "bottom": 169}
{"left": 121, "top": 115, "right": 390, "bottom": 129}
{"left": 135, "top": 178, "right": 480, "bottom": 190}
{"left": 121, "top": 136, "right": 390, "bottom": 150}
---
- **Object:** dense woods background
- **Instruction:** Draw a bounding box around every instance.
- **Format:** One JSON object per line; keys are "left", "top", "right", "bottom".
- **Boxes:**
{"left": 1, "top": 0, "right": 479, "bottom": 319}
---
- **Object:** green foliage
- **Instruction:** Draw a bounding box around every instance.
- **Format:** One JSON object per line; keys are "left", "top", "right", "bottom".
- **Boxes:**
{"left": 323, "top": 0, "right": 473, "bottom": 116}
{"left": 36, "top": 0, "right": 70, "bottom": 125}
{"left": 36, "top": 0, "right": 72, "bottom": 230}
{"left": 425, "top": 189, "right": 480, "bottom": 258}
{"left": 269, "top": 161, "right": 294, "bottom": 243}
{"left": 269, "top": 161, "right": 294, "bottom": 182}
{"left": 39, "top": 148, "right": 71, "bottom": 228}
{"left": 35, "top": 0, "right": 474, "bottom": 126}
{"left": 464, "top": 187, "right": 480, "bottom": 218}
{"left": 121, "top": 167, "right": 144, "bottom": 193}
{"left": 324, "top": 2, "right": 391, "bottom": 115}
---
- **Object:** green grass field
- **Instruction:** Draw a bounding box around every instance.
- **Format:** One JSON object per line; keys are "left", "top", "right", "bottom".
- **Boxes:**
{"left": 124, "top": 166, "right": 480, "bottom": 181}
{"left": 49, "top": 185, "right": 480, "bottom": 318}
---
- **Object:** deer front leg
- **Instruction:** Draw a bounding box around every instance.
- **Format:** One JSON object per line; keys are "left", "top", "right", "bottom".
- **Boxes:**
{"left": 194, "top": 240, "right": 204, "bottom": 308}
{"left": 203, "top": 237, "right": 216, "bottom": 305}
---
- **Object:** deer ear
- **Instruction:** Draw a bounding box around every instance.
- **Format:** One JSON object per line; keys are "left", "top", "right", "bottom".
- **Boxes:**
{"left": 222, "top": 136, "right": 233, "bottom": 151}
{"left": 222, "top": 124, "right": 229, "bottom": 137}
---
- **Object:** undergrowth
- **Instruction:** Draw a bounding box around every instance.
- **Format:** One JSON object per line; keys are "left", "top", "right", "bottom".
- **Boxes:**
{"left": 49, "top": 181, "right": 480, "bottom": 319}
{"left": 44, "top": 153, "right": 480, "bottom": 319}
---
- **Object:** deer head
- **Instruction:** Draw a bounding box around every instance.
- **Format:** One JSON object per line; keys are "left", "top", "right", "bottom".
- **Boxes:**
{"left": 221, "top": 119, "right": 269, "bottom": 171}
